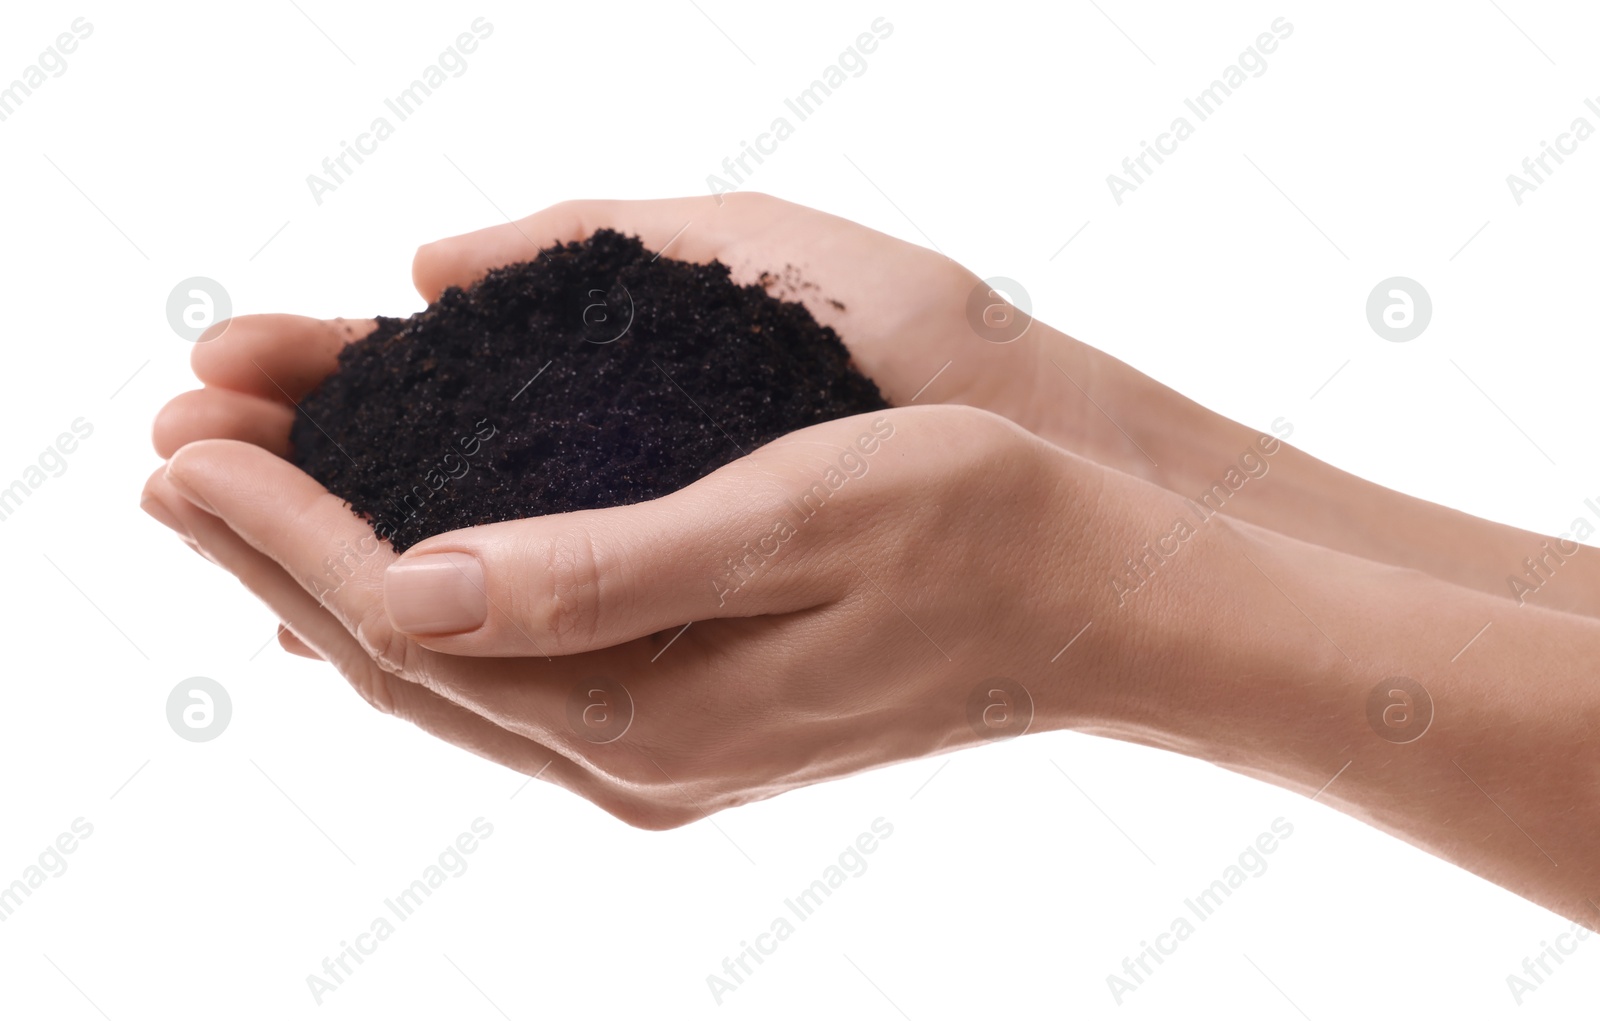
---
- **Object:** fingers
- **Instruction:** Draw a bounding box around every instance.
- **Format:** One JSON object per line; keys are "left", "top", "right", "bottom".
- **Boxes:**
{"left": 152, "top": 388, "right": 296, "bottom": 458}
{"left": 143, "top": 463, "right": 384, "bottom": 673}
{"left": 380, "top": 503, "right": 747, "bottom": 658}
{"left": 157, "top": 441, "right": 616, "bottom": 753}
{"left": 411, "top": 195, "right": 788, "bottom": 301}
{"left": 162, "top": 439, "right": 406, "bottom": 661}
{"left": 278, "top": 625, "right": 322, "bottom": 659}
{"left": 140, "top": 465, "right": 598, "bottom": 800}
{"left": 191, "top": 314, "right": 378, "bottom": 404}
{"left": 382, "top": 433, "right": 864, "bottom": 658}
{"left": 145, "top": 457, "right": 715, "bottom": 828}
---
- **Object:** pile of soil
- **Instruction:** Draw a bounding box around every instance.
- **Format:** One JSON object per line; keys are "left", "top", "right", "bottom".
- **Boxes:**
{"left": 289, "top": 229, "right": 890, "bottom": 551}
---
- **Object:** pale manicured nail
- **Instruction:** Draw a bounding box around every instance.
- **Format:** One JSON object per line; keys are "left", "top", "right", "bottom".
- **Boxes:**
{"left": 384, "top": 552, "right": 487, "bottom": 635}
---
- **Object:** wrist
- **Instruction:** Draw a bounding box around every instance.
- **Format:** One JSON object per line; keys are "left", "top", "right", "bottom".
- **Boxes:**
{"left": 1079, "top": 501, "right": 1600, "bottom": 921}
{"left": 1059, "top": 496, "right": 1352, "bottom": 774}
{"left": 1084, "top": 513, "right": 1358, "bottom": 780}
{"left": 1003, "top": 442, "right": 1327, "bottom": 744}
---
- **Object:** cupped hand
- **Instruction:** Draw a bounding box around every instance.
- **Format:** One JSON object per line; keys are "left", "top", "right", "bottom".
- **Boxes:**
{"left": 143, "top": 404, "right": 1216, "bottom": 827}
{"left": 152, "top": 193, "right": 1087, "bottom": 466}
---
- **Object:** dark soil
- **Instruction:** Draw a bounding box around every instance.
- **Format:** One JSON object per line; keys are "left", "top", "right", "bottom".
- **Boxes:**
{"left": 289, "top": 229, "right": 890, "bottom": 552}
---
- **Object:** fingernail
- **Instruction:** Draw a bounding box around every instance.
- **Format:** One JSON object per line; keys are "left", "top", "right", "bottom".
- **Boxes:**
{"left": 385, "top": 552, "right": 487, "bottom": 635}
{"left": 140, "top": 493, "right": 194, "bottom": 543}
{"left": 164, "top": 466, "right": 218, "bottom": 516}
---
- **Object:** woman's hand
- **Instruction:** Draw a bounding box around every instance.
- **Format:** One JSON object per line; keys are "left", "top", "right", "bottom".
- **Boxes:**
{"left": 136, "top": 194, "right": 1600, "bottom": 925}
{"left": 151, "top": 191, "right": 1600, "bottom": 628}
{"left": 143, "top": 403, "right": 1242, "bottom": 826}
{"left": 151, "top": 193, "right": 1110, "bottom": 472}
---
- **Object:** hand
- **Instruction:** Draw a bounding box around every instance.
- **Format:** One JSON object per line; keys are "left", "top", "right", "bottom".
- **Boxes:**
{"left": 137, "top": 196, "right": 1600, "bottom": 926}
{"left": 151, "top": 193, "right": 1098, "bottom": 472}
{"left": 143, "top": 404, "right": 1229, "bottom": 826}
{"left": 144, "top": 191, "right": 1127, "bottom": 665}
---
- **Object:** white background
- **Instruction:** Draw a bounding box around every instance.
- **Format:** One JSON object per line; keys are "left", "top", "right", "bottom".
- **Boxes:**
{"left": 1, "top": 0, "right": 1596, "bottom": 1017}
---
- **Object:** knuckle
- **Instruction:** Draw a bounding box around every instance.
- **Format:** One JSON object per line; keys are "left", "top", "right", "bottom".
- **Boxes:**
{"left": 353, "top": 603, "right": 426, "bottom": 681}
{"left": 525, "top": 528, "right": 606, "bottom": 649}
{"left": 548, "top": 199, "right": 589, "bottom": 232}
{"left": 720, "top": 190, "right": 777, "bottom": 216}
{"left": 345, "top": 661, "right": 401, "bottom": 716}
{"left": 934, "top": 405, "right": 1026, "bottom": 470}
{"left": 282, "top": 493, "right": 378, "bottom": 590}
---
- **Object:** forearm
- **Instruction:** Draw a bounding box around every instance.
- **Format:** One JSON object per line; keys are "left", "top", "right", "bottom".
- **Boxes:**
{"left": 1029, "top": 325, "right": 1600, "bottom": 617}
{"left": 1087, "top": 508, "right": 1600, "bottom": 924}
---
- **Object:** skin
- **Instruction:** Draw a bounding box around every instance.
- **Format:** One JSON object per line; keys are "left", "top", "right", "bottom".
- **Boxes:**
{"left": 144, "top": 193, "right": 1600, "bottom": 924}
{"left": 154, "top": 195, "right": 1600, "bottom": 619}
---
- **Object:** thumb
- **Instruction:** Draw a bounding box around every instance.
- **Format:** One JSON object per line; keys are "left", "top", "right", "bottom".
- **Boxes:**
{"left": 382, "top": 469, "right": 841, "bottom": 657}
